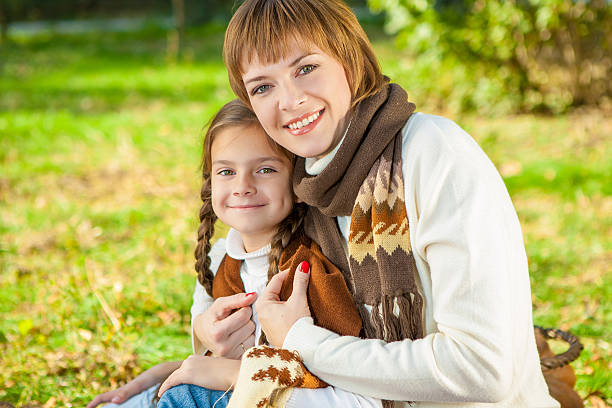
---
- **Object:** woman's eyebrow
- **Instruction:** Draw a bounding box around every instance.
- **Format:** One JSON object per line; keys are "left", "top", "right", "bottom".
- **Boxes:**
{"left": 243, "top": 53, "right": 317, "bottom": 85}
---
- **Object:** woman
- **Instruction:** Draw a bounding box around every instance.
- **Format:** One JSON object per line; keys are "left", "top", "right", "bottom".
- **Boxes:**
{"left": 161, "top": 0, "right": 559, "bottom": 407}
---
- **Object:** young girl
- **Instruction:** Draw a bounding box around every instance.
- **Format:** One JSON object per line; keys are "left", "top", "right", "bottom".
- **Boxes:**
{"left": 158, "top": 99, "right": 381, "bottom": 407}
{"left": 164, "top": 0, "right": 561, "bottom": 407}
{"left": 89, "top": 99, "right": 380, "bottom": 408}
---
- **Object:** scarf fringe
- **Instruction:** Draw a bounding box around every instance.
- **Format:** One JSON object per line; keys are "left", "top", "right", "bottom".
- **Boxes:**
{"left": 361, "top": 294, "right": 421, "bottom": 408}
{"left": 383, "top": 400, "right": 395, "bottom": 408}
{"left": 359, "top": 293, "right": 422, "bottom": 343}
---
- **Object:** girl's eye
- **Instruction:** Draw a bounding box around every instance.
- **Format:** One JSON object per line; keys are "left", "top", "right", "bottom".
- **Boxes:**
{"left": 218, "top": 169, "right": 234, "bottom": 176}
{"left": 252, "top": 84, "right": 271, "bottom": 95}
{"left": 298, "top": 64, "right": 316, "bottom": 75}
{"left": 257, "top": 168, "right": 276, "bottom": 174}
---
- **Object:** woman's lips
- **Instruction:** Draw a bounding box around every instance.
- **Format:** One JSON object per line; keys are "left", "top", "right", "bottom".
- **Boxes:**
{"left": 285, "top": 109, "right": 324, "bottom": 136}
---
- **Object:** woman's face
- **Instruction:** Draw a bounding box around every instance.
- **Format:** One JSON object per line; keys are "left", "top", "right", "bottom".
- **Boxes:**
{"left": 241, "top": 42, "right": 352, "bottom": 159}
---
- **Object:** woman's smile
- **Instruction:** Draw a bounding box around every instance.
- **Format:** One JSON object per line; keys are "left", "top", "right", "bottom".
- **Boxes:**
{"left": 284, "top": 109, "right": 325, "bottom": 135}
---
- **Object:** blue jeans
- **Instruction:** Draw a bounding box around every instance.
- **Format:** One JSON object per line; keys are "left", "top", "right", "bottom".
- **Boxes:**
{"left": 157, "top": 384, "right": 232, "bottom": 408}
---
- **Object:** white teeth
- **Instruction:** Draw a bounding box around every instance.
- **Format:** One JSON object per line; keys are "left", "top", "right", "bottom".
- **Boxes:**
{"left": 287, "top": 111, "right": 321, "bottom": 130}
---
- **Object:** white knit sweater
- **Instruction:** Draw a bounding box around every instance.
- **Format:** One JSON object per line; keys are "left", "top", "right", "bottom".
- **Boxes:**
{"left": 192, "top": 113, "right": 559, "bottom": 408}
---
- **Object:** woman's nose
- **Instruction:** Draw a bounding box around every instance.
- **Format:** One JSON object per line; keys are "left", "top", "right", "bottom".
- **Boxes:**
{"left": 278, "top": 81, "right": 306, "bottom": 111}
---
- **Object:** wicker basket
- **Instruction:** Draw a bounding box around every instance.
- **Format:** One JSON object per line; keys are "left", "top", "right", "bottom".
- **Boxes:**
{"left": 535, "top": 325, "right": 584, "bottom": 371}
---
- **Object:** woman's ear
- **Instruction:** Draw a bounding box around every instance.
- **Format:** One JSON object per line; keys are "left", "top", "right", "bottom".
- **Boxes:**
{"left": 294, "top": 195, "right": 303, "bottom": 203}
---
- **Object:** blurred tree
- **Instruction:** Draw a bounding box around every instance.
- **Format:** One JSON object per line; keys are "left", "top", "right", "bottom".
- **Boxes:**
{"left": 0, "top": 0, "right": 22, "bottom": 42}
{"left": 369, "top": 0, "right": 612, "bottom": 113}
{"left": 167, "top": 0, "right": 185, "bottom": 61}
{"left": 0, "top": 1, "right": 7, "bottom": 42}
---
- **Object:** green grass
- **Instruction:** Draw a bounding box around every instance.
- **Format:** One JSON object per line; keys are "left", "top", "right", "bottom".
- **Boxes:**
{"left": 1, "top": 22, "right": 610, "bottom": 407}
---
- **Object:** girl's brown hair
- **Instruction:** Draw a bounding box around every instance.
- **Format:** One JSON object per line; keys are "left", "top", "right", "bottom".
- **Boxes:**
{"left": 223, "top": 0, "right": 386, "bottom": 108}
{"left": 195, "top": 99, "right": 307, "bottom": 297}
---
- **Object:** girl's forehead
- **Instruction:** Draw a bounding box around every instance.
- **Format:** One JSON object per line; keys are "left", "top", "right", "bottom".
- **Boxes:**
{"left": 213, "top": 125, "right": 290, "bottom": 162}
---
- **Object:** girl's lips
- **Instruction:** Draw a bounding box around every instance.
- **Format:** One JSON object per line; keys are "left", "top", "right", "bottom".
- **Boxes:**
{"left": 229, "top": 204, "right": 265, "bottom": 209}
{"left": 284, "top": 109, "right": 324, "bottom": 136}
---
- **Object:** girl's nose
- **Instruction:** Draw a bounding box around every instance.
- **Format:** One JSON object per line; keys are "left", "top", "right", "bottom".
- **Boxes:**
{"left": 278, "top": 81, "right": 306, "bottom": 111}
{"left": 233, "top": 173, "right": 256, "bottom": 196}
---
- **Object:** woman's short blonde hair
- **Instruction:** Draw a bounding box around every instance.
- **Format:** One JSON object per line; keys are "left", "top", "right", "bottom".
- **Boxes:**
{"left": 223, "top": 0, "right": 386, "bottom": 108}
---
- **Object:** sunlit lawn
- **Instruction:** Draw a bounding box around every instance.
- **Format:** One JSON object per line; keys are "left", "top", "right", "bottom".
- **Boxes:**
{"left": 0, "top": 23, "right": 610, "bottom": 407}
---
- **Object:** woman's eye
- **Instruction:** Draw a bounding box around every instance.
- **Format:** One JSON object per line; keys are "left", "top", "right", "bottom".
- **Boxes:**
{"left": 252, "top": 84, "right": 270, "bottom": 95}
{"left": 257, "top": 168, "right": 276, "bottom": 174}
{"left": 218, "top": 169, "right": 234, "bottom": 176}
{"left": 298, "top": 64, "right": 316, "bottom": 75}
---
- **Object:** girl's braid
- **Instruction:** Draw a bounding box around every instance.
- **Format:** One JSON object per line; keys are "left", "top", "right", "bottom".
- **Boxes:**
{"left": 258, "top": 202, "right": 307, "bottom": 346}
{"left": 194, "top": 176, "right": 217, "bottom": 297}
{"left": 267, "top": 202, "right": 308, "bottom": 282}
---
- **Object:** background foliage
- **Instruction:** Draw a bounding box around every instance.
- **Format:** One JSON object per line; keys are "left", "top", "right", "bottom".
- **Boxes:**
{"left": 369, "top": 0, "right": 612, "bottom": 114}
{"left": 0, "top": 1, "right": 610, "bottom": 407}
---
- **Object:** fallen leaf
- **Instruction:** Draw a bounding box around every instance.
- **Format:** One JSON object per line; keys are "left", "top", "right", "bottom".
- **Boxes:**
{"left": 587, "top": 395, "right": 609, "bottom": 408}
{"left": 43, "top": 397, "right": 57, "bottom": 408}
{"left": 78, "top": 329, "right": 93, "bottom": 341}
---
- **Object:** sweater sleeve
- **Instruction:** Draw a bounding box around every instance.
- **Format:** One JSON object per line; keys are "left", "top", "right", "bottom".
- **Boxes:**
{"left": 283, "top": 114, "right": 529, "bottom": 403}
{"left": 191, "top": 237, "right": 227, "bottom": 355}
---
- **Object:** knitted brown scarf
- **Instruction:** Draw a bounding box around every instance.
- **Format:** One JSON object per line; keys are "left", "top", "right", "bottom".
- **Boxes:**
{"left": 212, "top": 233, "right": 362, "bottom": 338}
{"left": 293, "top": 83, "right": 424, "bottom": 343}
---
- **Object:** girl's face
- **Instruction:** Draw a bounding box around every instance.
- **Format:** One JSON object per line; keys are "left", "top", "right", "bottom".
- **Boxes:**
{"left": 210, "top": 124, "right": 294, "bottom": 252}
{"left": 241, "top": 42, "right": 352, "bottom": 159}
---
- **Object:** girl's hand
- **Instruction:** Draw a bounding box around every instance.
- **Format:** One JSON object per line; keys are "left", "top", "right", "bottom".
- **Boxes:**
{"left": 256, "top": 261, "right": 311, "bottom": 347}
{"left": 193, "top": 293, "right": 257, "bottom": 359}
{"left": 157, "top": 355, "right": 240, "bottom": 397}
{"left": 86, "top": 361, "right": 180, "bottom": 408}
{"left": 87, "top": 382, "right": 142, "bottom": 408}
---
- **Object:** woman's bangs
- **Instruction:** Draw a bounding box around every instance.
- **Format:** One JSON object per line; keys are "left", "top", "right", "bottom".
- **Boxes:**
{"left": 234, "top": 3, "right": 330, "bottom": 71}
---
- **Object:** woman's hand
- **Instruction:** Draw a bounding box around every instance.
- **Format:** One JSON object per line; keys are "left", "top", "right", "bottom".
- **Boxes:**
{"left": 193, "top": 293, "right": 257, "bottom": 359}
{"left": 256, "top": 261, "right": 311, "bottom": 347}
{"left": 157, "top": 355, "right": 240, "bottom": 397}
{"left": 86, "top": 361, "right": 181, "bottom": 408}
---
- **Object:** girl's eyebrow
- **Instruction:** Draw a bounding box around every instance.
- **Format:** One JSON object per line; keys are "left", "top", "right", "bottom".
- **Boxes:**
{"left": 243, "top": 53, "right": 317, "bottom": 85}
{"left": 212, "top": 157, "right": 285, "bottom": 166}
{"left": 212, "top": 159, "right": 235, "bottom": 166}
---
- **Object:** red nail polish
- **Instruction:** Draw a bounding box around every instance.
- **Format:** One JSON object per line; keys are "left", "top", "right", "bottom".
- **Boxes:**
{"left": 246, "top": 292, "right": 255, "bottom": 297}
{"left": 299, "top": 261, "right": 309, "bottom": 273}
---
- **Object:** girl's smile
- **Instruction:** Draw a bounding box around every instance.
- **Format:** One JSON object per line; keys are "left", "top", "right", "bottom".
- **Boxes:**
{"left": 242, "top": 42, "right": 352, "bottom": 159}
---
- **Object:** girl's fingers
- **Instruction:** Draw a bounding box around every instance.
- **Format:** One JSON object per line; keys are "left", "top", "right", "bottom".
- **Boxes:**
{"left": 212, "top": 293, "right": 257, "bottom": 320}
{"left": 260, "top": 269, "right": 289, "bottom": 301}
{"left": 86, "top": 393, "right": 108, "bottom": 408}
{"left": 226, "top": 320, "right": 256, "bottom": 352}
{"left": 230, "top": 333, "right": 256, "bottom": 357}
{"left": 213, "top": 306, "right": 253, "bottom": 341}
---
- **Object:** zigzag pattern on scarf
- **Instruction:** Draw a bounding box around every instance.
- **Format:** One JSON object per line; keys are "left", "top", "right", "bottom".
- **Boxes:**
{"left": 349, "top": 152, "right": 411, "bottom": 266}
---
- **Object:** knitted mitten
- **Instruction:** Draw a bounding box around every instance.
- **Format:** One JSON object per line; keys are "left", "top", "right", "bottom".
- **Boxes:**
{"left": 227, "top": 345, "right": 327, "bottom": 408}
